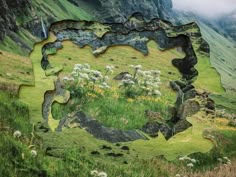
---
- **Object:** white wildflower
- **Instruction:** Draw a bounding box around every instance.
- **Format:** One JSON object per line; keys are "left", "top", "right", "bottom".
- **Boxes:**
{"left": 13, "top": 130, "right": 22, "bottom": 138}
{"left": 71, "top": 71, "right": 78, "bottom": 77}
{"left": 217, "top": 158, "right": 223, "bottom": 162}
{"left": 122, "top": 79, "right": 135, "bottom": 85}
{"left": 191, "top": 159, "right": 197, "bottom": 163}
{"left": 98, "top": 172, "right": 108, "bottom": 177}
{"left": 187, "top": 163, "right": 194, "bottom": 168}
{"left": 82, "top": 68, "right": 91, "bottom": 73}
{"left": 30, "top": 150, "right": 37, "bottom": 157}
{"left": 79, "top": 73, "right": 89, "bottom": 80}
{"left": 179, "top": 157, "right": 185, "bottom": 161}
{"left": 129, "top": 65, "right": 135, "bottom": 68}
{"left": 93, "top": 71, "right": 102, "bottom": 77}
{"left": 151, "top": 70, "right": 161, "bottom": 75}
{"left": 90, "top": 170, "right": 98, "bottom": 176}
{"left": 223, "top": 157, "right": 229, "bottom": 160}
{"left": 106, "top": 66, "right": 111, "bottom": 70}
{"left": 83, "top": 63, "right": 90, "bottom": 69}
{"left": 100, "top": 82, "right": 110, "bottom": 89}
{"left": 124, "top": 74, "right": 132, "bottom": 79}
{"left": 153, "top": 90, "right": 161, "bottom": 96}
{"left": 183, "top": 156, "right": 191, "bottom": 161}
{"left": 74, "top": 64, "right": 83, "bottom": 70}
{"left": 134, "top": 65, "right": 142, "bottom": 70}
{"left": 91, "top": 76, "right": 98, "bottom": 82}
{"left": 144, "top": 71, "right": 152, "bottom": 75}
{"left": 62, "top": 76, "right": 70, "bottom": 81}
{"left": 176, "top": 174, "right": 181, "bottom": 177}
{"left": 104, "top": 76, "right": 109, "bottom": 81}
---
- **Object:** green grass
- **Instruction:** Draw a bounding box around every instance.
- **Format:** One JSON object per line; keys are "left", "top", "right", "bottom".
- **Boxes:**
{"left": 32, "top": 0, "right": 93, "bottom": 21}
{"left": 83, "top": 96, "right": 169, "bottom": 130}
{"left": 0, "top": 36, "right": 30, "bottom": 56}
{"left": 0, "top": 50, "right": 34, "bottom": 91}
{"left": 1, "top": 89, "right": 236, "bottom": 176}
{"left": 52, "top": 93, "right": 171, "bottom": 130}
{"left": 18, "top": 36, "right": 215, "bottom": 161}
{"left": 210, "top": 90, "right": 236, "bottom": 113}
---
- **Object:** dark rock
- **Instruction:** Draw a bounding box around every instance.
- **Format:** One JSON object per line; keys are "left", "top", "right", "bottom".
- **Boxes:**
{"left": 35, "top": 122, "right": 50, "bottom": 133}
{"left": 109, "top": 58, "right": 114, "bottom": 61}
{"left": 91, "top": 151, "right": 100, "bottom": 155}
{"left": 168, "top": 71, "right": 174, "bottom": 75}
{"left": 106, "top": 152, "right": 123, "bottom": 157}
{"left": 64, "top": 111, "right": 148, "bottom": 143}
{"left": 121, "top": 146, "right": 129, "bottom": 151}
{"left": 198, "top": 39, "right": 210, "bottom": 54}
{"left": 123, "top": 161, "right": 128, "bottom": 164}
{"left": 173, "top": 120, "right": 192, "bottom": 135}
{"left": 100, "top": 145, "right": 112, "bottom": 150}
{"left": 113, "top": 72, "right": 130, "bottom": 80}
{"left": 228, "top": 120, "right": 236, "bottom": 128}
{"left": 205, "top": 98, "right": 215, "bottom": 111}
{"left": 131, "top": 56, "right": 137, "bottom": 59}
{"left": 0, "top": 0, "right": 30, "bottom": 40}
{"left": 115, "top": 143, "right": 120, "bottom": 146}
{"left": 169, "top": 106, "right": 179, "bottom": 124}
{"left": 177, "top": 99, "right": 200, "bottom": 120}
{"left": 184, "top": 89, "right": 196, "bottom": 101}
{"left": 141, "top": 121, "right": 172, "bottom": 139}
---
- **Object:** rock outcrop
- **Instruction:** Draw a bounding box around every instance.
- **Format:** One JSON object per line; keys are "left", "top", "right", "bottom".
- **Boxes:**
{"left": 69, "top": 0, "right": 172, "bottom": 23}
{"left": 0, "top": 0, "right": 30, "bottom": 40}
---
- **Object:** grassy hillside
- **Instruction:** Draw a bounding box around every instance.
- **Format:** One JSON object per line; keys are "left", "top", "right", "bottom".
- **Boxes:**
{"left": 0, "top": 50, "right": 34, "bottom": 93}
{"left": 18, "top": 36, "right": 213, "bottom": 161}
{"left": 198, "top": 22, "right": 236, "bottom": 112}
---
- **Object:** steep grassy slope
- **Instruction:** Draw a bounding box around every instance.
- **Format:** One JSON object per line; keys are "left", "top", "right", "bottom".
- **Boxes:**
{"left": 170, "top": 12, "right": 236, "bottom": 112}
{"left": 0, "top": 50, "right": 34, "bottom": 93}
{"left": 198, "top": 22, "right": 236, "bottom": 112}
{"left": 0, "top": 0, "right": 93, "bottom": 56}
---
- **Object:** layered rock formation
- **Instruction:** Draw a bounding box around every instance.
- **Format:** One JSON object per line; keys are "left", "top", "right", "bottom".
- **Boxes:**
{"left": 89, "top": 0, "right": 173, "bottom": 22}
{"left": 0, "top": 0, "right": 30, "bottom": 40}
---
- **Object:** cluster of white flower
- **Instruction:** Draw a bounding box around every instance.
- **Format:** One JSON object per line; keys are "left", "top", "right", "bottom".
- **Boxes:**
{"left": 90, "top": 170, "right": 108, "bottom": 177}
{"left": 13, "top": 130, "right": 22, "bottom": 139}
{"left": 120, "top": 65, "right": 161, "bottom": 97}
{"left": 63, "top": 64, "right": 113, "bottom": 96}
{"left": 179, "top": 156, "right": 197, "bottom": 168}
{"left": 217, "top": 156, "right": 231, "bottom": 165}
{"left": 30, "top": 150, "right": 37, "bottom": 158}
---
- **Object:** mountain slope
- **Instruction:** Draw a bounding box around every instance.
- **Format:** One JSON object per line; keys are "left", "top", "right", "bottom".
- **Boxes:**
{"left": 0, "top": 0, "right": 93, "bottom": 55}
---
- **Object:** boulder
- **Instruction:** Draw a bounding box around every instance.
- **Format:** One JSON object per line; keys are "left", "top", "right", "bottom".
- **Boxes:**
{"left": 177, "top": 99, "right": 200, "bottom": 120}
{"left": 173, "top": 120, "right": 192, "bottom": 135}
{"left": 58, "top": 111, "right": 148, "bottom": 143}
{"left": 113, "top": 72, "right": 130, "bottom": 80}
{"left": 141, "top": 121, "right": 172, "bottom": 139}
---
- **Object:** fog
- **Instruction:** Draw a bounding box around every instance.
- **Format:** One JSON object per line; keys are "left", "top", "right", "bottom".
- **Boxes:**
{"left": 172, "top": 0, "right": 236, "bottom": 19}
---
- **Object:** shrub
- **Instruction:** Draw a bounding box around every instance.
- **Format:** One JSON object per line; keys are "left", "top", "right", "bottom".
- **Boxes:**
{"left": 63, "top": 64, "right": 113, "bottom": 100}
{"left": 119, "top": 64, "right": 161, "bottom": 98}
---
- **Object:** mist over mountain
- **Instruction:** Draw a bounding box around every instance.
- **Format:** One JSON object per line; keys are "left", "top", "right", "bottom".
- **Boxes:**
{"left": 172, "top": 0, "right": 236, "bottom": 42}
{"left": 172, "top": 0, "right": 236, "bottom": 19}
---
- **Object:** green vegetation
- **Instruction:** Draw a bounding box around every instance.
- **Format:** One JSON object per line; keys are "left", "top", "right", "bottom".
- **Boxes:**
{"left": 52, "top": 63, "right": 169, "bottom": 130}
{"left": 18, "top": 36, "right": 215, "bottom": 163}
{"left": 31, "top": 0, "right": 93, "bottom": 21}
{"left": 0, "top": 49, "right": 34, "bottom": 92}
{"left": 1, "top": 89, "right": 236, "bottom": 176}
